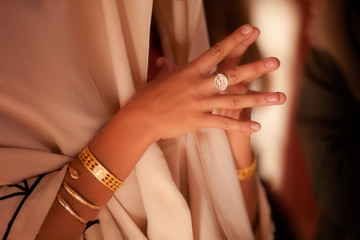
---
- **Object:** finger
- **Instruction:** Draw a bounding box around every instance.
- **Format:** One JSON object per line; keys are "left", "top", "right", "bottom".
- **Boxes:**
{"left": 231, "top": 27, "right": 261, "bottom": 57}
{"left": 225, "top": 57, "right": 280, "bottom": 85}
{"left": 218, "top": 27, "right": 261, "bottom": 71}
{"left": 190, "top": 24, "right": 255, "bottom": 74}
{"left": 155, "top": 57, "right": 175, "bottom": 78}
{"left": 201, "top": 114, "right": 261, "bottom": 133}
{"left": 202, "top": 92, "right": 286, "bottom": 109}
{"left": 204, "top": 57, "right": 280, "bottom": 91}
{"left": 221, "top": 82, "right": 248, "bottom": 95}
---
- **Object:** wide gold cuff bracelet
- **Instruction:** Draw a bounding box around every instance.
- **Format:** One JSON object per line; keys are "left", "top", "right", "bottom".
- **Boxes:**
{"left": 78, "top": 146, "right": 123, "bottom": 192}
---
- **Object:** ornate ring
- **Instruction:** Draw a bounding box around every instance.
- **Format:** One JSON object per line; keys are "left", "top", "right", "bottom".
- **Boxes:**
{"left": 214, "top": 73, "right": 228, "bottom": 91}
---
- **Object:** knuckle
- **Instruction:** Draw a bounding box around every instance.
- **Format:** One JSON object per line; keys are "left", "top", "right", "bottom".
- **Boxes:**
{"left": 228, "top": 68, "right": 239, "bottom": 82}
{"left": 255, "top": 94, "right": 263, "bottom": 105}
{"left": 188, "top": 79, "right": 205, "bottom": 95}
{"left": 182, "top": 62, "right": 193, "bottom": 71}
{"left": 221, "top": 118, "right": 232, "bottom": 128}
{"left": 252, "top": 62, "right": 262, "bottom": 74}
{"left": 238, "top": 122, "right": 246, "bottom": 130}
{"left": 210, "top": 44, "right": 225, "bottom": 58}
{"left": 230, "top": 95, "right": 241, "bottom": 108}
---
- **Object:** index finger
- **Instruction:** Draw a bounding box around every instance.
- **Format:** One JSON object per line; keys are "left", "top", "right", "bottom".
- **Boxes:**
{"left": 190, "top": 24, "right": 255, "bottom": 75}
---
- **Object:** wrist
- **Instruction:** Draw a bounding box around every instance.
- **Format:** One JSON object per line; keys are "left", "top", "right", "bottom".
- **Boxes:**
{"left": 88, "top": 107, "right": 157, "bottom": 180}
{"left": 226, "top": 129, "right": 253, "bottom": 168}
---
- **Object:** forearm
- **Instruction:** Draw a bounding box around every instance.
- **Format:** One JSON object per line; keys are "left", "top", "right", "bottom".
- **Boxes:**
{"left": 226, "top": 130, "right": 258, "bottom": 228}
{"left": 37, "top": 158, "right": 111, "bottom": 240}
{"left": 37, "top": 110, "right": 156, "bottom": 239}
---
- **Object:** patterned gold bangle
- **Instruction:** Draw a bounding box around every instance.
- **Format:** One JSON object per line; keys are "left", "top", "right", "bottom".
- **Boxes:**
{"left": 78, "top": 146, "right": 123, "bottom": 192}
{"left": 56, "top": 193, "right": 88, "bottom": 224}
{"left": 62, "top": 181, "right": 101, "bottom": 210}
{"left": 237, "top": 151, "right": 257, "bottom": 181}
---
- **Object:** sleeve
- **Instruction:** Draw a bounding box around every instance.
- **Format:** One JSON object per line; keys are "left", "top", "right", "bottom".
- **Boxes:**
{"left": 0, "top": 166, "right": 67, "bottom": 240}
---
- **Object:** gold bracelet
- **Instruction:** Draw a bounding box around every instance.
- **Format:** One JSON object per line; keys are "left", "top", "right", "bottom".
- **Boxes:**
{"left": 62, "top": 181, "right": 101, "bottom": 210}
{"left": 68, "top": 165, "right": 79, "bottom": 179}
{"left": 56, "top": 193, "right": 88, "bottom": 224}
{"left": 237, "top": 151, "right": 257, "bottom": 181}
{"left": 78, "top": 146, "right": 123, "bottom": 192}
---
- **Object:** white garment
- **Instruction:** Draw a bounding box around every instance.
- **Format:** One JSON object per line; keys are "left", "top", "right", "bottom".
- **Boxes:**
{"left": 0, "top": 0, "right": 273, "bottom": 239}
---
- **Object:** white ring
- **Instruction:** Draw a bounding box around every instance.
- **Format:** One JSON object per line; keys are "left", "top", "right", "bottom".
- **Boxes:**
{"left": 214, "top": 73, "right": 228, "bottom": 91}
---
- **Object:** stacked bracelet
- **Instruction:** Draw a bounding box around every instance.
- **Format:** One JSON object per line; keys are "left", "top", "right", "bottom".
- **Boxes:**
{"left": 56, "top": 193, "right": 88, "bottom": 224}
{"left": 68, "top": 165, "right": 79, "bottom": 179}
{"left": 237, "top": 151, "right": 257, "bottom": 181}
{"left": 62, "top": 181, "right": 101, "bottom": 210}
{"left": 78, "top": 146, "right": 123, "bottom": 192}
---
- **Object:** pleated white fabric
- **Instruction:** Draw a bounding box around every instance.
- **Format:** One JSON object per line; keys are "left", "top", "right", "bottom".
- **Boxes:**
{"left": 0, "top": 0, "right": 274, "bottom": 239}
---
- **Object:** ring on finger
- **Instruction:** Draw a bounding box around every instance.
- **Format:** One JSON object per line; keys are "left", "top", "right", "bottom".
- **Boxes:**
{"left": 214, "top": 73, "right": 228, "bottom": 91}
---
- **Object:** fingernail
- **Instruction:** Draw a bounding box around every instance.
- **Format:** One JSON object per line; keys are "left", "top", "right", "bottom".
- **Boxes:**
{"left": 264, "top": 59, "right": 276, "bottom": 69}
{"left": 241, "top": 25, "right": 252, "bottom": 35}
{"left": 266, "top": 94, "right": 278, "bottom": 103}
{"left": 250, "top": 123, "right": 260, "bottom": 131}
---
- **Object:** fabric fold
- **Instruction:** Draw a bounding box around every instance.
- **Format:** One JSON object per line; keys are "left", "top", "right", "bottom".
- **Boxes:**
{"left": 136, "top": 143, "right": 193, "bottom": 240}
{"left": 193, "top": 129, "right": 254, "bottom": 239}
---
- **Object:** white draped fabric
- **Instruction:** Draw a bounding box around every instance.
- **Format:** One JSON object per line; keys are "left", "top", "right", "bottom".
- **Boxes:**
{"left": 0, "top": 1, "right": 273, "bottom": 239}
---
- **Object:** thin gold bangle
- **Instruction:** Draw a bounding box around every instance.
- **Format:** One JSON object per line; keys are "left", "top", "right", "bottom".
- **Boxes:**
{"left": 68, "top": 165, "right": 79, "bottom": 179}
{"left": 56, "top": 193, "right": 88, "bottom": 224}
{"left": 78, "top": 146, "right": 123, "bottom": 192}
{"left": 237, "top": 151, "right": 257, "bottom": 181}
{"left": 62, "top": 181, "right": 101, "bottom": 210}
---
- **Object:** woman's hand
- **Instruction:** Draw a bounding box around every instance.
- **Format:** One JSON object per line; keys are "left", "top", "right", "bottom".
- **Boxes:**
{"left": 121, "top": 24, "right": 286, "bottom": 141}
{"left": 215, "top": 27, "right": 286, "bottom": 126}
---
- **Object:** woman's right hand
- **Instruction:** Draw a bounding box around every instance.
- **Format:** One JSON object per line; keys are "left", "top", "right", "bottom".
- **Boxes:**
{"left": 121, "top": 24, "right": 286, "bottom": 140}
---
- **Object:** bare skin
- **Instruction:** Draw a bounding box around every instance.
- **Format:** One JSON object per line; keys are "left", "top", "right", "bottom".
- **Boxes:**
{"left": 37, "top": 24, "right": 285, "bottom": 239}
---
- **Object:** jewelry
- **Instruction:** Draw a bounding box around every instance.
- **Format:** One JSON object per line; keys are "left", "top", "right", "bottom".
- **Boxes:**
{"left": 78, "top": 146, "right": 123, "bottom": 192}
{"left": 214, "top": 73, "right": 228, "bottom": 91}
{"left": 56, "top": 193, "right": 88, "bottom": 224}
{"left": 68, "top": 165, "right": 79, "bottom": 179}
{"left": 237, "top": 151, "right": 257, "bottom": 181}
{"left": 62, "top": 181, "right": 101, "bottom": 210}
